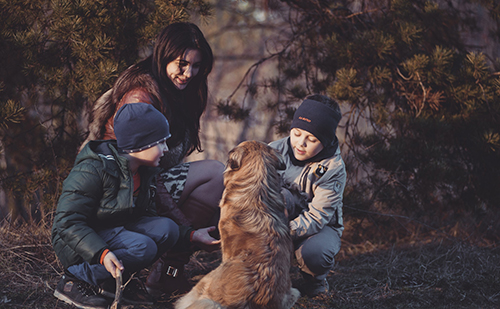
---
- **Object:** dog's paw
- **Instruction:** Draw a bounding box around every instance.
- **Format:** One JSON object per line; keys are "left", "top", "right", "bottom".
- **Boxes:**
{"left": 291, "top": 287, "right": 301, "bottom": 300}
{"left": 281, "top": 287, "right": 301, "bottom": 309}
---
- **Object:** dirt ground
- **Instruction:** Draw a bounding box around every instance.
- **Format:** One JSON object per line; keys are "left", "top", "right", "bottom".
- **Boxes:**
{"left": 1, "top": 220, "right": 499, "bottom": 309}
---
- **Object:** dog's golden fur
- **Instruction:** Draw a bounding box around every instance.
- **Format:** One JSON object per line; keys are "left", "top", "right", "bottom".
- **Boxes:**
{"left": 175, "top": 141, "right": 300, "bottom": 309}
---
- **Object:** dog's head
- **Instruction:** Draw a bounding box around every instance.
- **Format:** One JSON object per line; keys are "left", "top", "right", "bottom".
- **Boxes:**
{"left": 223, "top": 141, "right": 286, "bottom": 213}
{"left": 226, "top": 141, "right": 285, "bottom": 176}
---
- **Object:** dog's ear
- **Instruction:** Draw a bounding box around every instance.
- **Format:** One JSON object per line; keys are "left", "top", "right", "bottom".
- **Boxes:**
{"left": 227, "top": 157, "right": 240, "bottom": 171}
{"left": 227, "top": 146, "right": 245, "bottom": 171}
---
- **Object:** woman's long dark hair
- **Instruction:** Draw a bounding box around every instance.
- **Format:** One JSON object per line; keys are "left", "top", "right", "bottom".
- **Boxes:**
{"left": 111, "top": 22, "right": 213, "bottom": 155}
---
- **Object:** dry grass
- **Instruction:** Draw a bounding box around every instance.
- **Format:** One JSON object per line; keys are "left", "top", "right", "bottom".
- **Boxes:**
{"left": 0, "top": 220, "right": 62, "bottom": 308}
{"left": 0, "top": 216, "right": 499, "bottom": 309}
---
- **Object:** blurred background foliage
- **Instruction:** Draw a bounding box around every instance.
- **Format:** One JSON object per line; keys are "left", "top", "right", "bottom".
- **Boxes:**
{"left": 0, "top": 0, "right": 499, "bottom": 239}
{"left": 215, "top": 0, "right": 500, "bottom": 236}
{"left": 0, "top": 0, "right": 212, "bottom": 221}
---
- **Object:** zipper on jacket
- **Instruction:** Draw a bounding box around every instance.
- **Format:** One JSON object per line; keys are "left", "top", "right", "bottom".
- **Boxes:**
{"left": 299, "top": 164, "right": 312, "bottom": 192}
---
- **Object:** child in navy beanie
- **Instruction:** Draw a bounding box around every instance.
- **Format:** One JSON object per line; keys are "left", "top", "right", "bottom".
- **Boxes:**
{"left": 52, "top": 103, "right": 219, "bottom": 308}
{"left": 114, "top": 102, "right": 171, "bottom": 153}
{"left": 269, "top": 94, "right": 346, "bottom": 297}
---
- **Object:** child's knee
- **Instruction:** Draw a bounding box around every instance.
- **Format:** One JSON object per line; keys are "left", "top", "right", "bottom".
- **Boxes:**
{"left": 300, "top": 248, "right": 335, "bottom": 275}
{"left": 130, "top": 237, "right": 158, "bottom": 263}
{"left": 159, "top": 217, "right": 180, "bottom": 247}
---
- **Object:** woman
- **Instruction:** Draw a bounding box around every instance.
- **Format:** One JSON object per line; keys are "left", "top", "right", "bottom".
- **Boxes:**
{"left": 81, "top": 22, "right": 224, "bottom": 297}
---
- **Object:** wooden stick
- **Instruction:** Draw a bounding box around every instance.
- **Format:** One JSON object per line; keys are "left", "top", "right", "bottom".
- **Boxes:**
{"left": 110, "top": 269, "right": 123, "bottom": 309}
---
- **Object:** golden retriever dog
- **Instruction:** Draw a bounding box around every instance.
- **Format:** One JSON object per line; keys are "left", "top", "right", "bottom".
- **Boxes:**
{"left": 175, "top": 141, "right": 300, "bottom": 309}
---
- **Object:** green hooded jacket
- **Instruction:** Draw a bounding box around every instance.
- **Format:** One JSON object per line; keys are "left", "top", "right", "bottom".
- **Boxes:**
{"left": 51, "top": 140, "right": 161, "bottom": 269}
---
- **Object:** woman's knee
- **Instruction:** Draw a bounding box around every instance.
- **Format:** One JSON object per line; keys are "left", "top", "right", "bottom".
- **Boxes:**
{"left": 183, "top": 160, "right": 224, "bottom": 206}
{"left": 186, "top": 160, "right": 224, "bottom": 186}
{"left": 203, "top": 159, "right": 225, "bottom": 175}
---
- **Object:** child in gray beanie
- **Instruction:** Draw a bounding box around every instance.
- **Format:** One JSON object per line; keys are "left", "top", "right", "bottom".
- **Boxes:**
{"left": 52, "top": 103, "right": 219, "bottom": 308}
{"left": 269, "top": 94, "right": 346, "bottom": 297}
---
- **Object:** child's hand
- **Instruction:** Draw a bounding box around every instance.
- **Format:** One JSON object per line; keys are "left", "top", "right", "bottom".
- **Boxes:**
{"left": 192, "top": 226, "right": 221, "bottom": 252}
{"left": 102, "top": 251, "right": 124, "bottom": 278}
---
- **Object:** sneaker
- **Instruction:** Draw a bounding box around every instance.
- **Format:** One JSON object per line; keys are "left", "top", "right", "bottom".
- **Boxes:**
{"left": 54, "top": 274, "right": 110, "bottom": 309}
{"left": 303, "top": 278, "right": 329, "bottom": 297}
{"left": 99, "top": 277, "right": 154, "bottom": 305}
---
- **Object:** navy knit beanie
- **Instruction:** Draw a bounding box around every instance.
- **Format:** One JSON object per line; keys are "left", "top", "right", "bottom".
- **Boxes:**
{"left": 290, "top": 98, "right": 341, "bottom": 147}
{"left": 114, "top": 103, "right": 171, "bottom": 153}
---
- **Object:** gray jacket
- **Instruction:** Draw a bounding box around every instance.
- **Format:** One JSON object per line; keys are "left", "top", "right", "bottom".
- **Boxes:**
{"left": 269, "top": 137, "right": 346, "bottom": 240}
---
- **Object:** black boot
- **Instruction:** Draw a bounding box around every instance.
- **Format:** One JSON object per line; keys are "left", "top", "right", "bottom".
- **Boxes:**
{"left": 54, "top": 272, "right": 110, "bottom": 309}
{"left": 145, "top": 252, "right": 192, "bottom": 297}
{"left": 300, "top": 272, "right": 329, "bottom": 297}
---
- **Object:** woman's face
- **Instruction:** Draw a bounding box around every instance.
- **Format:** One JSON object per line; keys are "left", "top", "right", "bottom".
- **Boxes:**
{"left": 166, "top": 48, "right": 202, "bottom": 90}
